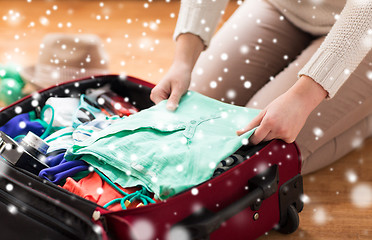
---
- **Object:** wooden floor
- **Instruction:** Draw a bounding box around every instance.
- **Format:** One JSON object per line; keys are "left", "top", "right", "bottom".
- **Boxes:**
{"left": 1, "top": 1, "right": 371, "bottom": 239}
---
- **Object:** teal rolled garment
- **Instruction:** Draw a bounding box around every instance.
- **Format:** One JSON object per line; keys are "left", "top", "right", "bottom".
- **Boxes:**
{"left": 65, "top": 91, "right": 260, "bottom": 200}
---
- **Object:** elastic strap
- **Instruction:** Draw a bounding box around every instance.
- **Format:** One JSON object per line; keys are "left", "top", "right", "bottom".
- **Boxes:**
{"left": 40, "top": 104, "right": 55, "bottom": 139}
{"left": 13, "top": 104, "right": 56, "bottom": 141}
{"left": 94, "top": 169, "right": 156, "bottom": 210}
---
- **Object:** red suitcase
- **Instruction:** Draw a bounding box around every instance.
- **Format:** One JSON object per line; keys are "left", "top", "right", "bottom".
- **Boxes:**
{"left": 0, "top": 75, "right": 303, "bottom": 240}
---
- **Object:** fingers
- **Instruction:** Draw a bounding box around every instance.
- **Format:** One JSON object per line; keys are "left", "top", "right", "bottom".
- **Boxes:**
{"left": 150, "top": 82, "right": 170, "bottom": 105}
{"left": 263, "top": 131, "right": 275, "bottom": 142}
{"left": 236, "top": 110, "right": 274, "bottom": 145}
{"left": 150, "top": 82, "right": 184, "bottom": 111}
{"left": 249, "top": 124, "right": 271, "bottom": 145}
{"left": 166, "top": 90, "right": 183, "bottom": 111}
{"left": 236, "top": 110, "right": 265, "bottom": 136}
{"left": 150, "top": 90, "right": 165, "bottom": 105}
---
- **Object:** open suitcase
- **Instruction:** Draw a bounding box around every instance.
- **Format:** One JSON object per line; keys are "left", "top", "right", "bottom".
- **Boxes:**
{"left": 0, "top": 75, "right": 304, "bottom": 240}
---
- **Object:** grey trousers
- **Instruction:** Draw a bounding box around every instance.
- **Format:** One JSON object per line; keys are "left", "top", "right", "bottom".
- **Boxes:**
{"left": 189, "top": 0, "right": 372, "bottom": 174}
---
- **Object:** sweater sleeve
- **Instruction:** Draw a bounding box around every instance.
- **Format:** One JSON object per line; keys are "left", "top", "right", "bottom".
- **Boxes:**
{"left": 298, "top": 0, "right": 372, "bottom": 98}
{"left": 173, "top": 0, "right": 229, "bottom": 48}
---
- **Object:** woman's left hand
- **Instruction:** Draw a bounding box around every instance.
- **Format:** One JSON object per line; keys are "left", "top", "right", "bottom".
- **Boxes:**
{"left": 237, "top": 75, "right": 328, "bottom": 144}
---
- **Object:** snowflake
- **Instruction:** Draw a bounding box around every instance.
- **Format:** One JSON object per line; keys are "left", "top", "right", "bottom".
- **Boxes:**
{"left": 14, "top": 106, "right": 22, "bottom": 114}
{"left": 350, "top": 183, "right": 372, "bottom": 208}
{"left": 311, "top": 0, "right": 324, "bottom": 5}
{"left": 226, "top": 89, "right": 236, "bottom": 99}
{"left": 300, "top": 194, "right": 310, "bottom": 204}
{"left": 31, "top": 99, "right": 39, "bottom": 107}
{"left": 351, "top": 136, "right": 363, "bottom": 148}
{"left": 96, "top": 187, "right": 104, "bottom": 195}
{"left": 7, "top": 204, "right": 18, "bottom": 215}
{"left": 210, "top": 81, "right": 217, "bottom": 88}
{"left": 191, "top": 188, "right": 199, "bottom": 196}
{"left": 176, "top": 165, "right": 183, "bottom": 172}
{"left": 220, "top": 53, "right": 228, "bottom": 61}
{"left": 6, "top": 183, "right": 14, "bottom": 192}
{"left": 208, "top": 162, "right": 216, "bottom": 169}
{"left": 196, "top": 67, "right": 204, "bottom": 75}
{"left": 166, "top": 226, "right": 190, "bottom": 240}
{"left": 240, "top": 45, "right": 249, "bottom": 54}
{"left": 244, "top": 81, "right": 252, "bottom": 89}
{"left": 39, "top": 16, "right": 49, "bottom": 26}
{"left": 367, "top": 70, "right": 372, "bottom": 80}
{"left": 312, "top": 207, "right": 328, "bottom": 225}
{"left": 131, "top": 219, "right": 155, "bottom": 240}
{"left": 313, "top": 127, "right": 324, "bottom": 138}
{"left": 345, "top": 170, "right": 358, "bottom": 183}
{"left": 130, "top": 154, "right": 138, "bottom": 161}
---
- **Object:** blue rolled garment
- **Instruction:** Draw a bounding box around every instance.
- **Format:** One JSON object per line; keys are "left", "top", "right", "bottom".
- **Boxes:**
{"left": 0, "top": 113, "right": 46, "bottom": 138}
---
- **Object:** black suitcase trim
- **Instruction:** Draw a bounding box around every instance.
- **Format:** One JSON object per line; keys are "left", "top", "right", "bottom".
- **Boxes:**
{"left": 0, "top": 164, "right": 102, "bottom": 240}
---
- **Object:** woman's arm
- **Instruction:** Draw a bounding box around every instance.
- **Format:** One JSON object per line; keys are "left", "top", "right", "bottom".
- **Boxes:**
{"left": 238, "top": 0, "right": 371, "bottom": 143}
{"left": 237, "top": 75, "right": 327, "bottom": 144}
{"left": 150, "top": 0, "right": 229, "bottom": 110}
{"left": 299, "top": 0, "right": 372, "bottom": 98}
{"left": 150, "top": 33, "right": 204, "bottom": 110}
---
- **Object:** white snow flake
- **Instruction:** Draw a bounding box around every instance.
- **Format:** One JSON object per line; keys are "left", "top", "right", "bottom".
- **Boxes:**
{"left": 226, "top": 89, "right": 236, "bottom": 99}
{"left": 166, "top": 226, "right": 190, "bottom": 240}
{"left": 244, "top": 81, "right": 252, "bottom": 89}
{"left": 312, "top": 207, "right": 328, "bottom": 225}
{"left": 130, "top": 219, "right": 155, "bottom": 240}
{"left": 8, "top": 205, "right": 18, "bottom": 215}
{"left": 220, "top": 53, "right": 228, "bottom": 61}
{"left": 350, "top": 183, "right": 372, "bottom": 208}
{"left": 345, "top": 169, "right": 358, "bottom": 183}
{"left": 209, "top": 81, "right": 217, "bottom": 88}
{"left": 6, "top": 183, "right": 14, "bottom": 192}
{"left": 313, "top": 127, "right": 324, "bottom": 138}
{"left": 366, "top": 70, "right": 372, "bottom": 80}
{"left": 191, "top": 188, "right": 199, "bottom": 196}
{"left": 240, "top": 45, "right": 249, "bottom": 54}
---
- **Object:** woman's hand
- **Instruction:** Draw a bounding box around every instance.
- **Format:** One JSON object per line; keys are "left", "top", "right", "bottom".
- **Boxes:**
{"left": 150, "top": 33, "right": 204, "bottom": 111}
{"left": 150, "top": 62, "right": 192, "bottom": 111}
{"left": 237, "top": 75, "right": 328, "bottom": 144}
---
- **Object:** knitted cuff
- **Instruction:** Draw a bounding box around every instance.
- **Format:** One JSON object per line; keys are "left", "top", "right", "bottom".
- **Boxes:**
{"left": 298, "top": 50, "right": 350, "bottom": 98}
{"left": 173, "top": 0, "right": 229, "bottom": 48}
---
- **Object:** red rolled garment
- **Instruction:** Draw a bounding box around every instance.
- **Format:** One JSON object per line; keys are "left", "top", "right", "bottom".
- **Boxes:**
{"left": 62, "top": 171, "right": 159, "bottom": 211}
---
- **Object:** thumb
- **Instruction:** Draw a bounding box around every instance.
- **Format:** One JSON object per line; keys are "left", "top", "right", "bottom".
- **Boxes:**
{"left": 236, "top": 110, "right": 265, "bottom": 136}
{"left": 166, "top": 90, "right": 183, "bottom": 111}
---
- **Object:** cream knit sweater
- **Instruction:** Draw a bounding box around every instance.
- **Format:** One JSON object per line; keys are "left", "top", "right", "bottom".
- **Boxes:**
{"left": 173, "top": 0, "right": 372, "bottom": 98}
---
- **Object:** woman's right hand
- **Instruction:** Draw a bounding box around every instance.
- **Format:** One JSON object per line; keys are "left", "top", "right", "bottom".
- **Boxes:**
{"left": 150, "top": 61, "right": 192, "bottom": 111}
{"left": 150, "top": 33, "right": 205, "bottom": 111}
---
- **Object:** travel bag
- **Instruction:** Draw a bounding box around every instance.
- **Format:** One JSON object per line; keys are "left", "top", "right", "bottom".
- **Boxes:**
{"left": 0, "top": 75, "right": 304, "bottom": 240}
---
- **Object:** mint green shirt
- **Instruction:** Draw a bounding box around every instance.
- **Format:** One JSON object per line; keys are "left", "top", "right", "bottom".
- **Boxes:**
{"left": 65, "top": 91, "right": 260, "bottom": 200}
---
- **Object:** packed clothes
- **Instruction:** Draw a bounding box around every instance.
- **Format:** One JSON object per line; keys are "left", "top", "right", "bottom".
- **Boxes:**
{"left": 0, "top": 88, "right": 258, "bottom": 210}
{"left": 65, "top": 91, "right": 259, "bottom": 200}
